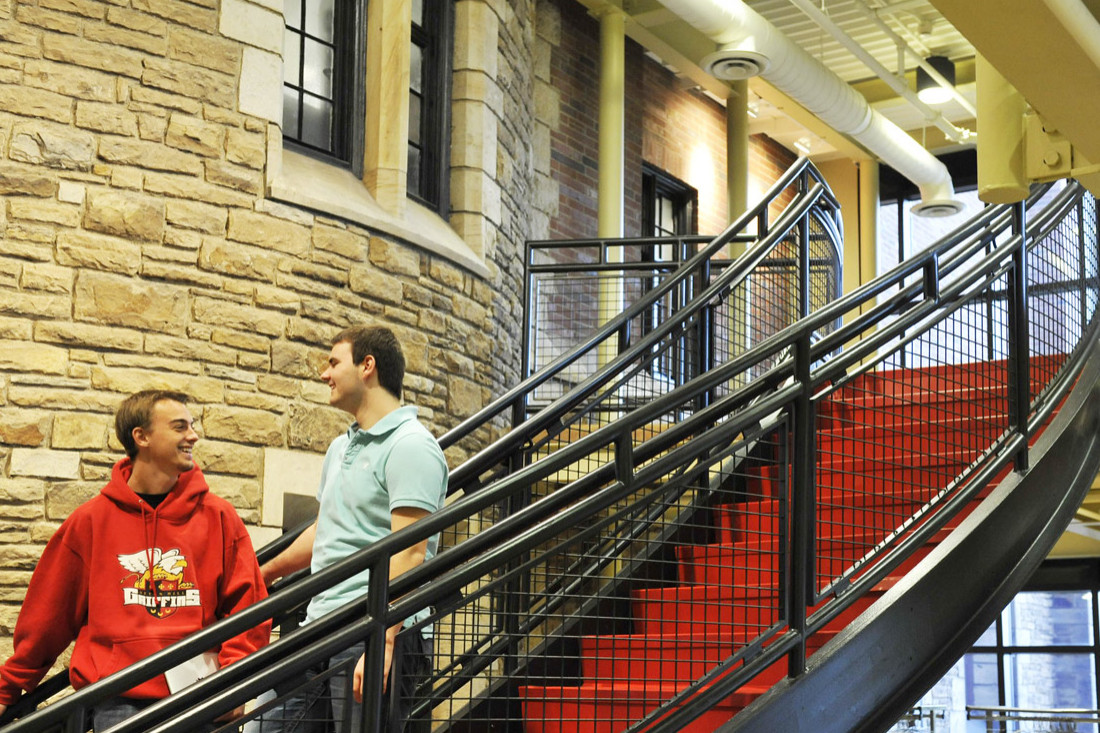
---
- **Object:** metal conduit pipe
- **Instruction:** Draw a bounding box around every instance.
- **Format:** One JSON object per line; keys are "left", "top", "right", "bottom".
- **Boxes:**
{"left": 786, "top": 0, "right": 973, "bottom": 143}
{"left": 659, "top": 0, "right": 965, "bottom": 216}
{"left": 849, "top": 0, "right": 977, "bottom": 117}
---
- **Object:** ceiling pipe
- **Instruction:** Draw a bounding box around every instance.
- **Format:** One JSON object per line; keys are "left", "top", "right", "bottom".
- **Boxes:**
{"left": 788, "top": 0, "right": 976, "bottom": 138}
{"left": 662, "top": 0, "right": 964, "bottom": 216}
{"left": 850, "top": 0, "right": 977, "bottom": 118}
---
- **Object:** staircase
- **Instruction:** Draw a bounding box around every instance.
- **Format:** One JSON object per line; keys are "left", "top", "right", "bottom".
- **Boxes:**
{"left": 515, "top": 358, "right": 1046, "bottom": 733}
{"left": 4, "top": 166, "right": 1096, "bottom": 733}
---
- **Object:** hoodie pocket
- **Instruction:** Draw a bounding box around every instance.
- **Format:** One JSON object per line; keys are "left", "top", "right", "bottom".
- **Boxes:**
{"left": 99, "top": 634, "right": 193, "bottom": 697}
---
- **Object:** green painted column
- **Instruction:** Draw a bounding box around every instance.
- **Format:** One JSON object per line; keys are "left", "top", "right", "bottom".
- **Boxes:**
{"left": 727, "top": 80, "right": 750, "bottom": 236}
{"left": 976, "top": 53, "right": 1029, "bottom": 204}
{"left": 596, "top": 6, "right": 625, "bottom": 368}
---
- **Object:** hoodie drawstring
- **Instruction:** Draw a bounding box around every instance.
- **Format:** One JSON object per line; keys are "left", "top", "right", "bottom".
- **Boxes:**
{"left": 141, "top": 502, "right": 160, "bottom": 609}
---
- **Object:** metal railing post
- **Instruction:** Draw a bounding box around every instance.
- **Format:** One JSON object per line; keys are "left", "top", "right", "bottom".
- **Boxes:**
{"left": 358, "top": 556, "right": 390, "bottom": 732}
{"left": 787, "top": 333, "right": 815, "bottom": 677}
{"left": 799, "top": 211, "right": 811, "bottom": 321}
{"left": 1007, "top": 200, "right": 1031, "bottom": 471}
{"left": 697, "top": 251, "right": 713, "bottom": 411}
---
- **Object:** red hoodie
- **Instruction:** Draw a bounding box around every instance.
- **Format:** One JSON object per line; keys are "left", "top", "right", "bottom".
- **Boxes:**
{"left": 0, "top": 460, "right": 271, "bottom": 705}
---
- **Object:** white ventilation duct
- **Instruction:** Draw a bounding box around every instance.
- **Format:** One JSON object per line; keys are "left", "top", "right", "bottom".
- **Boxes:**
{"left": 663, "top": 0, "right": 964, "bottom": 217}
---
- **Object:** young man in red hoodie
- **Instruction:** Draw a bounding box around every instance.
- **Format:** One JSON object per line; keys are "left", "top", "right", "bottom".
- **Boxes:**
{"left": 0, "top": 390, "right": 271, "bottom": 730}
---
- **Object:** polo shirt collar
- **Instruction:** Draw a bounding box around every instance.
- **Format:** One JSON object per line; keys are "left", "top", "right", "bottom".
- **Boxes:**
{"left": 345, "top": 405, "right": 419, "bottom": 441}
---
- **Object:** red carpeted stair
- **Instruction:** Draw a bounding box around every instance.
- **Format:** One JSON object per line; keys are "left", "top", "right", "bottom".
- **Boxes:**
{"left": 516, "top": 361, "right": 1049, "bottom": 732}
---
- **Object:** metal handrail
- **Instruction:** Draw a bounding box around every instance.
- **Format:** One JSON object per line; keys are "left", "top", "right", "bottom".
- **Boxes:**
{"left": 968, "top": 705, "right": 1100, "bottom": 727}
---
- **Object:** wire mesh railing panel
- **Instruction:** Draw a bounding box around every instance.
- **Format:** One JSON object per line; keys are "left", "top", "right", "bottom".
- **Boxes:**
{"left": 1027, "top": 194, "right": 1100, "bottom": 407}
{"left": 812, "top": 339, "right": 1013, "bottom": 595}
{"left": 529, "top": 273, "right": 604, "bottom": 400}
{"left": 421, "top": 425, "right": 791, "bottom": 733}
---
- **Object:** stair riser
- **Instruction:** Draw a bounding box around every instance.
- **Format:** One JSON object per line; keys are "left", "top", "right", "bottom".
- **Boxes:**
{"left": 817, "top": 397, "right": 1007, "bottom": 432}
{"left": 520, "top": 698, "right": 746, "bottom": 733}
{"left": 719, "top": 500, "right": 925, "bottom": 545}
{"left": 580, "top": 635, "right": 833, "bottom": 682}
{"left": 815, "top": 423, "right": 1004, "bottom": 459}
{"left": 746, "top": 460, "right": 974, "bottom": 497}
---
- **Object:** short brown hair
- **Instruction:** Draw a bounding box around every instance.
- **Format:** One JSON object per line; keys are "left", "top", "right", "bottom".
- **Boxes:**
{"left": 333, "top": 325, "right": 405, "bottom": 400}
{"left": 115, "top": 390, "right": 192, "bottom": 460}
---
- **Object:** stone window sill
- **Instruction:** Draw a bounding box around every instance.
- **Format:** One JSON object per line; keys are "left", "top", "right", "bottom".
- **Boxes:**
{"left": 268, "top": 149, "right": 489, "bottom": 277}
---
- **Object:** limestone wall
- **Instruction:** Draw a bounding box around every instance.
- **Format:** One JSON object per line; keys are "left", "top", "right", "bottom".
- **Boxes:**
{"left": 0, "top": 0, "right": 537, "bottom": 660}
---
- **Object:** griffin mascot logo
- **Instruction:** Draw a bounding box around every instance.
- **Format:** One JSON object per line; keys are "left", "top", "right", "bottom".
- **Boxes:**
{"left": 118, "top": 548, "right": 202, "bottom": 618}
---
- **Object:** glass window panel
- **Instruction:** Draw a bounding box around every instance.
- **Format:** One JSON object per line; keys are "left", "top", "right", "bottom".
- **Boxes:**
{"left": 1003, "top": 591, "right": 1095, "bottom": 646}
{"left": 304, "top": 0, "right": 334, "bottom": 42}
{"left": 411, "top": 0, "right": 423, "bottom": 26}
{"left": 877, "top": 200, "right": 899, "bottom": 277}
{"left": 284, "top": 0, "right": 301, "bottom": 30}
{"left": 410, "top": 43, "right": 423, "bottom": 94}
{"left": 408, "top": 92, "right": 421, "bottom": 145}
{"left": 303, "top": 39, "right": 333, "bottom": 97}
{"left": 407, "top": 145, "right": 421, "bottom": 196}
{"left": 283, "top": 29, "right": 301, "bottom": 85}
{"left": 660, "top": 197, "right": 674, "bottom": 234}
{"left": 974, "top": 618, "right": 998, "bottom": 647}
{"left": 301, "top": 96, "right": 332, "bottom": 151}
{"left": 965, "top": 652, "right": 1001, "bottom": 706}
{"left": 1005, "top": 653, "right": 1097, "bottom": 711}
{"left": 282, "top": 87, "right": 300, "bottom": 138}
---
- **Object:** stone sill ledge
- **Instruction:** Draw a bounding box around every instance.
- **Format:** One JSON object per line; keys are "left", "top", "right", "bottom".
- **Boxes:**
{"left": 269, "top": 149, "right": 490, "bottom": 278}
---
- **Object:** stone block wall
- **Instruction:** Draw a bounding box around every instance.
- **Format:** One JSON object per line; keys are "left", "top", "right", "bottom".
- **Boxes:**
{"left": 0, "top": 0, "right": 539, "bottom": 662}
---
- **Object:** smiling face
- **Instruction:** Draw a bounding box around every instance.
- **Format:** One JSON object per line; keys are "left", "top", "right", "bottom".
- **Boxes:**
{"left": 321, "top": 340, "right": 370, "bottom": 415}
{"left": 133, "top": 399, "right": 200, "bottom": 476}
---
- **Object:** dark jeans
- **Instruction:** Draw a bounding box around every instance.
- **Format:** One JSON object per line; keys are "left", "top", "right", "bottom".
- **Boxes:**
{"left": 258, "top": 632, "right": 432, "bottom": 733}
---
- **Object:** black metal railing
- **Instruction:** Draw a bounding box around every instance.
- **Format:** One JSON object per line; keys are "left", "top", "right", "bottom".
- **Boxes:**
{"left": 4, "top": 170, "right": 1097, "bottom": 733}
{"left": 968, "top": 705, "right": 1100, "bottom": 732}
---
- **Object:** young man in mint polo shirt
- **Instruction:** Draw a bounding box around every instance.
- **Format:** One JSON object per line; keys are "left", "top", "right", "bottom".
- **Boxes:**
{"left": 259, "top": 325, "right": 448, "bottom": 732}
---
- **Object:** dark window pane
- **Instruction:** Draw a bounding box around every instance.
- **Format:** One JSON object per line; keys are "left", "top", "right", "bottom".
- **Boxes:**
{"left": 303, "top": 38, "right": 333, "bottom": 96}
{"left": 1003, "top": 591, "right": 1095, "bottom": 646}
{"left": 305, "top": 0, "right": 334, "bottom": 42}
{"left": 408, "top": 92, "right": 421, "bottom": 144}
{"left": 283, "top": 28, "right": 301, "bottom": 85}
{"left": 282, "top": 87, "right": 300, "bottom": 138}
{"left": 408, "top": 145, "right": 421, "bottom": 196}
{"left": 301, "top": 96, "right": 333, "bottom": 150}
{"left": 410, "top": 43, "right": 423, "bottom": 94}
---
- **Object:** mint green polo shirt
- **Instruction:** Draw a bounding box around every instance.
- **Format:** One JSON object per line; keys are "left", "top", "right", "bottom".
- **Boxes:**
{"left": 304, "top": 406, "right": 448, "bottom": 631}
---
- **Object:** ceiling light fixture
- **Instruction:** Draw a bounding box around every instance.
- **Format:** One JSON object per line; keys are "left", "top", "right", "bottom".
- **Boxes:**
{"left": 916, "top": 55, "right": 955, "bottom": 106}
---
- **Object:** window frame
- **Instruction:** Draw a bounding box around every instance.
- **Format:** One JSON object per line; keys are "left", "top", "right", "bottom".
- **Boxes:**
{"left": 408, "top": 0, "right": 454, "bottom": 214}
{"left": 281, "top": 0, "right": 367, "bottom": 172}
{"left": 960, "top": 559, "right": 1100, "bottom": 728}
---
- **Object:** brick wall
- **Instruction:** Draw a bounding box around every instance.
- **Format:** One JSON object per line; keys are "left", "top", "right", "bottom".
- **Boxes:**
{"left": 541, "top": 0, "right": 797, "bottom": 241}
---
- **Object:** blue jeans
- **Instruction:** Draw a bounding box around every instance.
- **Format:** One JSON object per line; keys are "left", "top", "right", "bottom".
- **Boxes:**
{"left": 93, "top": 697, "right": 219, "bottom": 732}
{"left": 257, "top": 632, "right": 431, "bottom": 733}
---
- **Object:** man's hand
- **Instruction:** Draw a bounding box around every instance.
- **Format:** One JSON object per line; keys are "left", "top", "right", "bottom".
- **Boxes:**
{"left": 0, "top": 702, "right": 7, "bottom": 719}
{"left": 214, "top": 705, "right": 244, "bottom": 723}
{"left": 259, "top": 522, "right": 317, "bottom": 588}
{"left": 352, "top": 626, "right": 400, "bottom": 702}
